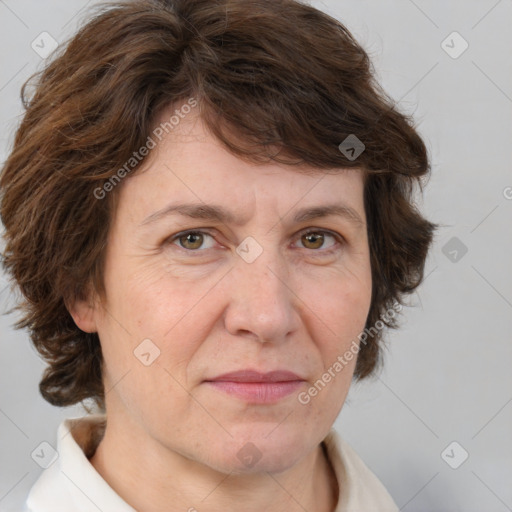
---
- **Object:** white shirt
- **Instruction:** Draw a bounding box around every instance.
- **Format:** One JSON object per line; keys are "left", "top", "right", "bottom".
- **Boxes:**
{"left": 26, "top": 415, "right": 398, "bottom": 512}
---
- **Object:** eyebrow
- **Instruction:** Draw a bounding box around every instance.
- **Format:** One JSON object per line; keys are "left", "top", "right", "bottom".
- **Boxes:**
{"left": 140, "top": 202, "right": 364, "bottom": 228}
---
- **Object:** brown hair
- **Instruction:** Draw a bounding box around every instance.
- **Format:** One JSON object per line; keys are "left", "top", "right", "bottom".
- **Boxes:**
{"left": 0, "top": 0, "right": 435, "bottom": 410}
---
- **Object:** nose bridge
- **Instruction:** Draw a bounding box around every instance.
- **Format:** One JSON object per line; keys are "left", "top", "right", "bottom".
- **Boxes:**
{"left": 241, "top": 248, "right": 286, "bottom": 301}
{"left": 225, "top": 242, "right": 296, "bottom": 342}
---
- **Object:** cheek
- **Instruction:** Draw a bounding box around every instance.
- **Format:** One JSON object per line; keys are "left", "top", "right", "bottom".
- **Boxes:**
{"left": 99, "top": 264, "right": 224, "bottom": 387}
{"left": 299, "top": 262, "right": 372, "bottom": 346}
{"left": 95, "top": 282, "right": 215, "bottom": 428}
{"left": 105, "top": 253, "right": 210, "bottom": 333}
{"left": 296, "top": 272, "right": 371, "bottom": 425}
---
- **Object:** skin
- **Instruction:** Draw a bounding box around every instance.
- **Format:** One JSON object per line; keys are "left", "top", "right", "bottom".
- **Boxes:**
{"left": 69, "top": 107, "right": 372, "bottom": 512}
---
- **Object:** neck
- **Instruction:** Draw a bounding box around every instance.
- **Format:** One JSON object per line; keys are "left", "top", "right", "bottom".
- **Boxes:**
{"left": 89, "top": 414, "right": 338, "bottom": 512}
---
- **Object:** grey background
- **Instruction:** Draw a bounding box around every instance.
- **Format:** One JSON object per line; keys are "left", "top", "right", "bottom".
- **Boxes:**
{"left": 1, "top": 1, "right": 511, "bottom": 511}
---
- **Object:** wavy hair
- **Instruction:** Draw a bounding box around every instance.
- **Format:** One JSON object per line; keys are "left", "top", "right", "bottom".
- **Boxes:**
{"left": 0, "top": 0, "right": 435, "bottom": 410}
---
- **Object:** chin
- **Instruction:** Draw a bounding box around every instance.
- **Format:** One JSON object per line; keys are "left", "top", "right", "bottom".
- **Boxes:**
{"left": 206, "top": 424, "right": 317, "bottom": 475}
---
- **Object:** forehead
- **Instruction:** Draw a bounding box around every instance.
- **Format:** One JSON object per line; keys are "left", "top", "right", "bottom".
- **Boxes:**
{"left": 118, "top": 108, "right": 366, "bottom": 224}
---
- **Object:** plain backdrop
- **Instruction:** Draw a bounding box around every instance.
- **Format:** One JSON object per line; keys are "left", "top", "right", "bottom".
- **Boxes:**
{"left": 1, "top": 1, "right": 511, "bottom": 511}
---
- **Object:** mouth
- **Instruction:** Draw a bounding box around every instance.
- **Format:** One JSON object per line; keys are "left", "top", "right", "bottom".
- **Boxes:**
{"left": 204, "top": 370, "right": 306, "bottom": 404}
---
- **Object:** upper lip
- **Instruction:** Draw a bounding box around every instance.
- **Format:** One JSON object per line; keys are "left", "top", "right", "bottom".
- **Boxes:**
{"left": 206, "top": 370, "right": 304, "bottom": 383}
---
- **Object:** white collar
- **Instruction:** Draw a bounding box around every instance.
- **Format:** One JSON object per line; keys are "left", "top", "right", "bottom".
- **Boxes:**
{"left": 27, "top": 415, "right": 398, "bottom": 511}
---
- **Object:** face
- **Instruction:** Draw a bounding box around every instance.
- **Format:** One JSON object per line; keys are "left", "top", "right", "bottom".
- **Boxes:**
{"left": 85, "top": 109, "right": 372, "bottom": 474}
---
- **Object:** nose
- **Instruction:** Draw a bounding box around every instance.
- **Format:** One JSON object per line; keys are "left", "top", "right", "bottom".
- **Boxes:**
{"left": 223, "top": 249, "right": 299, "bottom": 344}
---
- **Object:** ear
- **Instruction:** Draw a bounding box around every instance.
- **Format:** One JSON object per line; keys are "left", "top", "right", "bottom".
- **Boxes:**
{"left": 65, "top": 288, "right": 99, "bottom": 334}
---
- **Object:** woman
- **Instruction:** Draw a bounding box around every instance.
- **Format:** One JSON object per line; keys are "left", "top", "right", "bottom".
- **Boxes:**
{"left": 0, "top": 0, "right": 435, "bottom": 510}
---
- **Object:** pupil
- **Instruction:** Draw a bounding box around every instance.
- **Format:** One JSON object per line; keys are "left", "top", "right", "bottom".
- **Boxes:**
{"left": 183, "top": 233, "right": 202, "bottom": 248}
{"left": 305, "top": 233, "right": 323, "bottom": 248}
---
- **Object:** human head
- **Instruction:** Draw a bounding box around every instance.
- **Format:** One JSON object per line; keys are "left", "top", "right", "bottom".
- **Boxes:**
{"left": 0, "top": 0, "right": 434, "bottom": 412}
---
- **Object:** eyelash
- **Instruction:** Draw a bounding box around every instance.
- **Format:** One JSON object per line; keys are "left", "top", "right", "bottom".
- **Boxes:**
{"left": 167, "top": 228, "right": 344, "bottom": 255}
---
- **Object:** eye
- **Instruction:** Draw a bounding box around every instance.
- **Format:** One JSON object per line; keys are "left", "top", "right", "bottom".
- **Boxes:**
{"left": 171, "top": 231, "right": 216, "bottom": 251}
{"left": 296, "top": 230, "right": 340, "bottom": 251}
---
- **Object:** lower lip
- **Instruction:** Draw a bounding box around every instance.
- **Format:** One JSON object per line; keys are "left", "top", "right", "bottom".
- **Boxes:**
{"left": 206, "top": 381, "right": 304, "bottom": 403}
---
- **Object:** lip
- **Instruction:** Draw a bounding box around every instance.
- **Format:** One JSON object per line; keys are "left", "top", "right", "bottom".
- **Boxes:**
{"left": 207, "top": 370, "right": 304, "bottom": 383}
{"left": 205, "top": 370, "right": 305, "bottom": 404}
